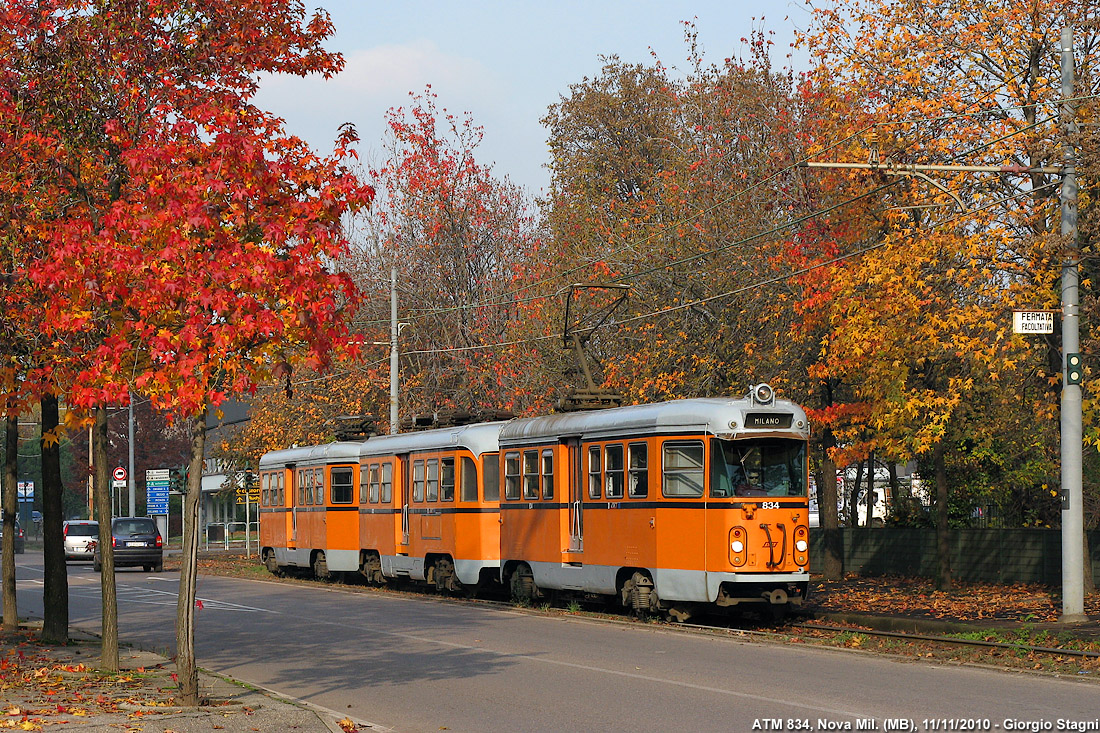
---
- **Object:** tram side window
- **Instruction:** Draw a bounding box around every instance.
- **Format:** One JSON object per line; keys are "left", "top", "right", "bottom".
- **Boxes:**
{"left": 541, "top": 449, "right": 554, "bottom": 500}
{"left": 359, "top": 465, "right": 368, "bottom": 504}
{"left": 298, "top": 470, "right": 307, "bottom": 505}
{"left": 504, "top": 452, "right": 521, "bottom": 500}
{"left": 276, "top": 473, "right": 284, "bottom": 505}
{"left": 605, "top": 444, "right": 624, "bottom": 499}
{"left": 663, "top": 441, "right": 705, "bottom": 498}
{"left": 483, "top": 454, "right": 501, "bottom": 501}
{"left": 628, "top": 443, "right": 648, "bottom": 498}
{"left": 261, "top": 473, "right": 270, "bottom": 506}
{"left": 441, "top": 457, "right": 455, "bottom": 502}
{"left": 426, "top": 458, "right": 439, "bottom": 502}
{"left": 460, "top": 456, "right": 478, "bottom": 502}
{"left": 381, "top": 463, "right": 393, "bottom": 503}
{"left": 314, "top": 468, "right": 324, "bottom": 505}
{"left": 413, "top": 460, "right": 425, "bottom": 502}
{"left": 588, "top": 446, "right": 602, "bottom": 499}
{"left": 331, "top": 467, "right": 354, "bottom": 504}
{"left": 368, "top": 464, "right": 380, "bottom": 503}
{"left": 523, "top": 450, "right": 539, "bottom": 500}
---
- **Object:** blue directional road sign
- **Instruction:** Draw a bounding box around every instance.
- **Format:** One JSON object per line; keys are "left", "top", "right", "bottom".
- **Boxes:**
{"left": 146, "top": 468, "right": 170, "bottom": 514}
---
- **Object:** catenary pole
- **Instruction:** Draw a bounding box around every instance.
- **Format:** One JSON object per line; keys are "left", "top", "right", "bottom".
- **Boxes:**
{"left": 1058, "top": 26, "right": 1084, "bottom": 623}
{"left": 390, "top": 267, "right": 399, "bottom": 434}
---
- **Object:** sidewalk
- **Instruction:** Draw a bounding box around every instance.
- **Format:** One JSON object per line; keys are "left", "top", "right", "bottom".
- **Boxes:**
{"left": 1, "top": 621, "right": 376, "bottom": 732}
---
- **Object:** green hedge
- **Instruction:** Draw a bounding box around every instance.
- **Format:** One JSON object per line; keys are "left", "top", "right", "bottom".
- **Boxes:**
{"left": 808, "top": 528, "right": 1100, "bottom": 584}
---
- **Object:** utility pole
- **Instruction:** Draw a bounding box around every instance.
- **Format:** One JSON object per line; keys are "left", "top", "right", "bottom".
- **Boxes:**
{"left": 390, "top": 266, "right": 399, "bottom": 435}
{"left": 1058, "top": 26, "right": 1085, "bottom": 623}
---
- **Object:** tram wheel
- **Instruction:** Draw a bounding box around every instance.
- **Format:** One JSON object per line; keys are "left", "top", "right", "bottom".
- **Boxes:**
{"left": 434, "top": 557, "right": 461, "bottom": 593}
{"left": 358, "top": 553, "right": 383, "bottom": 585}
{"left": 313, "top": 551, "right": 330, "bottom": 581}
{"left": 264, "top": 550, "right": 282, "bottom": 576}
{"left": 622, "top": 571, "right": 658, "bottom": 618}
{"left": 510, "top": 563, "right": 540, "bottom": 604}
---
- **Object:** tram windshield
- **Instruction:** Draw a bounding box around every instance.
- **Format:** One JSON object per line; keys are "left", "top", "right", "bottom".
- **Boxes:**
{"left": 710, "top": 438, "right": 806, "bottom": 498}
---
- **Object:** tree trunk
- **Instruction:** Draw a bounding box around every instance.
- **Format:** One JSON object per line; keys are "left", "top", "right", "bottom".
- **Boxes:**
{"left": 40, "top": 394, "right": 68, "bottom": 643}
{"left": 1083, "top": 530, "right": 1094, "bottom": 594}
{"left": 933, "top": 441, "right": 952, "bottom": 590}
{"left": 93, "top": 406, "right": 119, "bottom": 671}
{"left": 865, "top": 452, "right": 875, "bottom": 528}
{"left": 2, "top": 415, "right": 17, "bottom": 631}
{"left": 850, "top": 461, "right": 864, "bottom": 527}
{"left": 887, "top": 461, "right": 899, "bottom": 520}
{"left": 175, "top": 408, "right": 206, "bottom": 706}
{"left": 820, "top": 426, "right": 842, "bottom": 581}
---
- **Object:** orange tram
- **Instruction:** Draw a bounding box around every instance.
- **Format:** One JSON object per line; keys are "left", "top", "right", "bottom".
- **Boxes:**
{"left": 258, "top": 384, "right": 811, "bottom": 619}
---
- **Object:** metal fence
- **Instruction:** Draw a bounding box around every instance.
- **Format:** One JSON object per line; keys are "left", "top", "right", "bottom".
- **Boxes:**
{"left": 203, "top": 521, "right": 260, "bottom": 551}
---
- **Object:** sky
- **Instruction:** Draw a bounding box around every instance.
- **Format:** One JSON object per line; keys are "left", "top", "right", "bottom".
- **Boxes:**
{"left": 252, "top": 1, "right": 812, "bottom": 195}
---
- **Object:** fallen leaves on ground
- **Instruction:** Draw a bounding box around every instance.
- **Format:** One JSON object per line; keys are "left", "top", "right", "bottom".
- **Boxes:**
{"left": 810, "top": 574, "right": 1100, "bottom": 623}
{"left": 0, "top": 630, "right": 177, "bottom": 730}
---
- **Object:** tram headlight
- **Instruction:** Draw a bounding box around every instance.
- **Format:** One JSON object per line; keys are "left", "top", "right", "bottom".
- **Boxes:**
{"left": 794, "top": 524, "right": 809, "bottom": 566}
{"left": 751, "top": 383, "right": 775, "bottom": 405}
{"left": 729, "top": 526, "right": 748, "bottom": 567}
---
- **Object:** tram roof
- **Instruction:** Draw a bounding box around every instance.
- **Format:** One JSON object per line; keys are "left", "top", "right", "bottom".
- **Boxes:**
{"left": 358, "top": 421, "right": 505, "bottom": 459}
{"left": 258, "top": 441, "right": 362, "bottom": 469}
{"left": 498, "top": 397, "right": 809, "bottom": 445}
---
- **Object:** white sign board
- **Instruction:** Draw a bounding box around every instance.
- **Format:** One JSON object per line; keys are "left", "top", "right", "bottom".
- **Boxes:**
{"left": 1012, "top": 310, "right": 1055, "bottom": 334}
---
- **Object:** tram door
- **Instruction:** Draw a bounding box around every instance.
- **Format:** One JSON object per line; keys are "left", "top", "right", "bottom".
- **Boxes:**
{"left": 566, "top": 438, "right": 583, "bottom": 552}
{"left": 285, "top": 465, "right": 297, "bottom": 547}
{"left": 398, "top": 454, "right": 410, "bottom": 549}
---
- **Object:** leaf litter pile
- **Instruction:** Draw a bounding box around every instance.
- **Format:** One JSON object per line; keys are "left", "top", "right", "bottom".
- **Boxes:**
{"left": 0, "top": 628, "right": 182, "bottom": 731}
{"left": 794, "top": 574, "right": 1100, "bottom": 678}
{"left": 1, "top": 621, "right": 361, "bottom": 732}
{"left": 810, "top": 574, "right": 1100, "bottom": 623}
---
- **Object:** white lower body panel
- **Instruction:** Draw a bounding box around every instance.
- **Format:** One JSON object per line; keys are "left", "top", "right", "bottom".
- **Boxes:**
{"left": 270, "top": 547, "right": 357, "bottom": 572}
{"left": 522, "top": 562, "right": 808, "bottom": 603}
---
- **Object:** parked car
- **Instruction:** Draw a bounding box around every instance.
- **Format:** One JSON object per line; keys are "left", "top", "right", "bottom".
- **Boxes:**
{"left": 0, "top": 518, "right": 25, "bottom": 554}
{"left": 62, "top": 520, "right": 100, "bottom": 562}
{"left": 93, "top": 517, "right": 163, "bottom": 572}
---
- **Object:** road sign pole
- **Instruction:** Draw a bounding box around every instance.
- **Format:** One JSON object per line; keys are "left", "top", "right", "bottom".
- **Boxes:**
{"left": 128, "top": 398, "right": 135, "bottom": 517}
{"left": 245, "top": 490, "right": 251, "bottom": 558}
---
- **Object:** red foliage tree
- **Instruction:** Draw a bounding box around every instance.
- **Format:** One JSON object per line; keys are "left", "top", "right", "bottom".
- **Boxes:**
{"left": 3, "top": 0, "right": 373, "bottom": 699}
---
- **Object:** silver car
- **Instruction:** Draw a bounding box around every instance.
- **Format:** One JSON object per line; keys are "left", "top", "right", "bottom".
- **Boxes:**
{"left": 63, "top": 520, "right": 99, "bottom": 562}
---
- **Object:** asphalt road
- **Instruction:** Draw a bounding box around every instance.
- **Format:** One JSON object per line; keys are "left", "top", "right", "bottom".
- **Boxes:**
{"left": 11, "top": 551, "right": 1100, "bottom": 733}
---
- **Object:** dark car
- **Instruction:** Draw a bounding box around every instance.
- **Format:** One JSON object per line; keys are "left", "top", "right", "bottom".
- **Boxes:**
{"left": 63, "top": 520, "right": 100, "bottom": 562}
{"left": 94, "top": 517, "right": 163, "bottom": 572}
{"left": 1, "top": 518, "right": 25, "bottom": 554}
